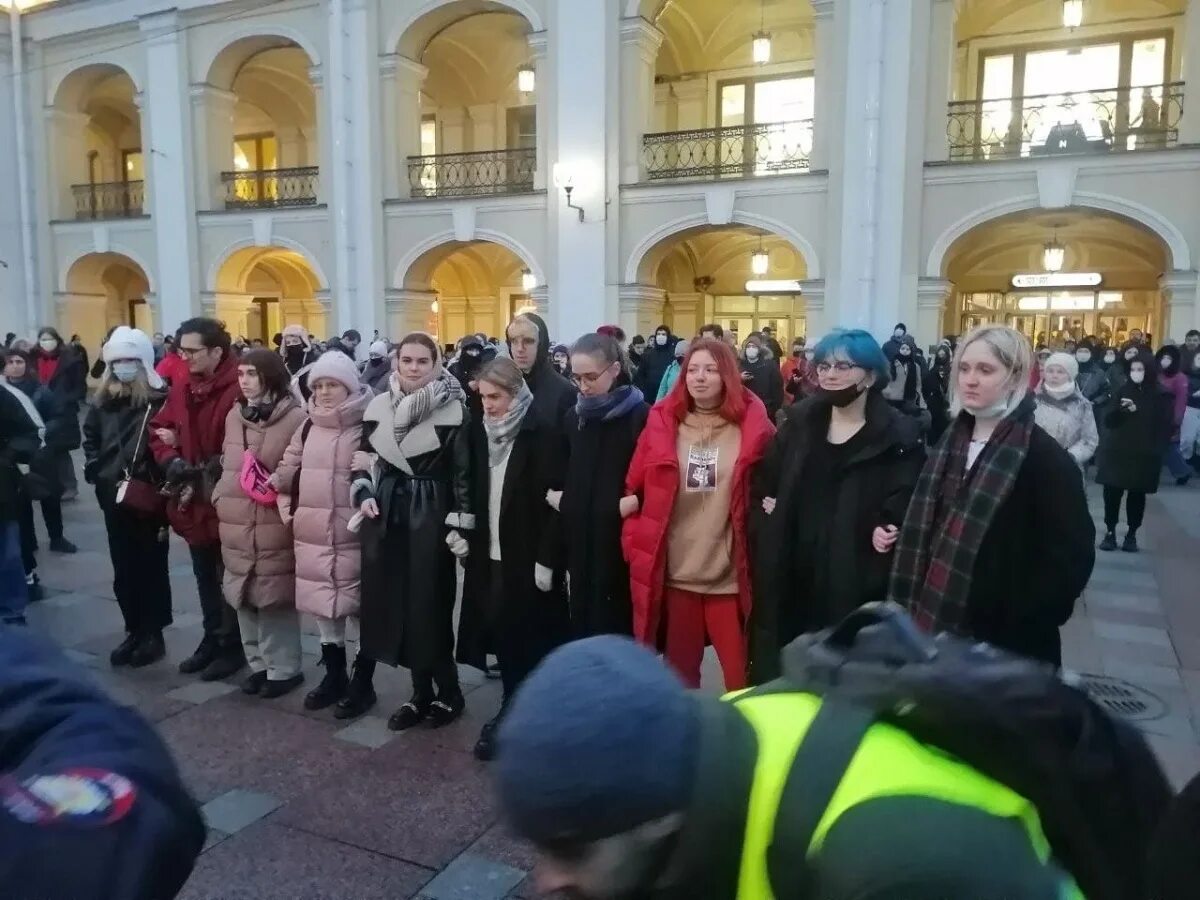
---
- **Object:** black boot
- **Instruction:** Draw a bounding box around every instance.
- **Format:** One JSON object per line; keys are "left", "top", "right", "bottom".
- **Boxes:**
{"left": 473, "top": 714, "right": 502, "bottom": 761}
{"left": 129, "top": 631, "right": 166, "bottom": 668}
{"left": 261, "top": 673, "right": 306, "bottom": 699}
{"left": 335, "top": 656, "right": 377, "bottom": 720}
{"left": 200, "top": 644, "right": 247, "bottom": 682}
{"left": 1098, "top": 531, "right": 1118, "bottom": 552}
{"left": 428, "top": 691, "right": 465, "bottom": 728}
{"left": 109, "top": 633, "right": 140, "bottom": 667}
{"left": 304, "top": 644, "right": 348, "bottom": 710}
{"left": 387, "top": 696, "right": 431, "bottom": 731}
{"left": 49, "top": 537, "right": 78, "bottom": 554}
{"left": 179, "top": 635, "right": 218, "bottom": 674}
{"left": 25, "top": 572, "right": 42, "bottom": 604}
{"left": 1122, "top": 530, "right": 1140, "bottom": 553}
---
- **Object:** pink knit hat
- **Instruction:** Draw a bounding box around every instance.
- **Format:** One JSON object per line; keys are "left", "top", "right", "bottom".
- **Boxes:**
{"left": 305, "top": 350, "right": 361, "bottom": 394}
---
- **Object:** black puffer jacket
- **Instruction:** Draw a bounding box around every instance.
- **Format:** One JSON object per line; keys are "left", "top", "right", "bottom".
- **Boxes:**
{"left": 1096, "top": 354, "right": 1173, "bottom": 495}
{"left": 0, "top": 386, "right": 41, "bottom": 522}
{"left": 633, "top": 328, "right": 677, "bottom": 400}
{"left": 82, "top": 390, "right": 169, "bottom": 509}
{"left": 31, "top": 337, "right": 87, "bottom": 412}
{"left": 7, "top": 376, "right": 72, "bottom": 501}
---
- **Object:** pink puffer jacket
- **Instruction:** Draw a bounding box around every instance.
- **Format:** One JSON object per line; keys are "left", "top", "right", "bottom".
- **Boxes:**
{"left": 275, "top": 386, "right": 371, "bottom": 620}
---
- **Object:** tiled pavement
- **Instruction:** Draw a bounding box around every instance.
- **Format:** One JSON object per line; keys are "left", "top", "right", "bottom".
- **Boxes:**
{"left": 19, "top": 459, "right": 1200, "bottom": 899}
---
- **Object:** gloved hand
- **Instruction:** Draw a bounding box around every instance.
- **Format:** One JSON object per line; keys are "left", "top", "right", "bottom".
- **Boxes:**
{"left": 535, "top": 564, "right": 553, "bottom": 592}
{"left": 83, "top": 460, "right": 98, "bottom": 485}
{"left": 446, "top": 530, "right": 470, "bottom": 560}
{"left": 164, "top": 457, "right": 192, "bottom": 484}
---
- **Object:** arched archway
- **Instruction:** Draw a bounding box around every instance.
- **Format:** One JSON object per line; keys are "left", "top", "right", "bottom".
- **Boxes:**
{"left": 940, "top": 207, "right": 1171, "bottom": 346}
{"left": 201, "top": 37, "right": 320, "bottom": 209}
{"left": 392, "top": 1, "right": 539, "bottom": 198}
{"left": 399, "top": 239, "right": 536, "bottom": 341}
{"left": 48, "top": 64, "right": 143, "bottom": 220}
{"left": 633, "top": 224, "right": 810, "bottom": 344}
{"left": 212, "top": 246, "right": 326, "bottom": 343}
{"left": 60, "top": 253, "right": 154, "bottom": 356}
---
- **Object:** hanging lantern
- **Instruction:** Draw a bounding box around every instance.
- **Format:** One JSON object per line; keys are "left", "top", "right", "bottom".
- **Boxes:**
{"left": 1062, "top": 0, "right": 1083, "bottom": 29}
{"left": 430, "top": 300, "right": 440, "bottom": 314}
{"left": 752, "top": 31, "right": 772, "bottom": 65}
{"left": 751, "top": 245, "right": 769, "bottom": 277}
{"left": 521, "top": 268, "right": 536, "bottom": 292}
{"left": 518, "top": 65, "right": 536, "bottom": 93}
{"left": 1042, "top": 238, "right": 1066, "bottom": 273}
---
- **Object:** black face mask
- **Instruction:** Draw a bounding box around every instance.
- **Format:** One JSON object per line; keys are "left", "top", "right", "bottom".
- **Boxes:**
{"left": 792, "top": 349, "right": 802, "bottom": 358}
{"left": 818, "top": 382, "right": 867, "bottom": 408}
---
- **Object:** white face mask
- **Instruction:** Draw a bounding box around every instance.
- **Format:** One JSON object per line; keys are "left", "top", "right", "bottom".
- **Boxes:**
{"left": 655, "top": 334, "right": 668, "bottom": 347}
{"left": 111, "top": 361, "right": 140, "bottom": 383}
{"left": 1130, "top": 370, "right": 1146, "bottom": 384}
{"left": 39, "top": 338, "right": 57, "bottom": 352}
{"left": 1075, "top": 351, "right": 1091, "bottom": 364}
{"left": 1104, "top": 354, "right": 1116, "bottom": 364}
{"left": 745, "top": 346, "right": 760, "bottom": 362}
{"left": 1160, "top": 357, "right": 1171, "bottom": 369}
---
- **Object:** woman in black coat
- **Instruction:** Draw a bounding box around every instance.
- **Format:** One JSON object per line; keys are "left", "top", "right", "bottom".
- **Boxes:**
{"left": 750, "top": 330, "right": 925, "bottom": 682}
{"left": 632, "top": 324, "right": 676, "bottom": 400}
{"left": 556, "top": 333, "right": 649, "bottom": 638}
{"left": 354, "top": 333, "right": 474, "bottom": 730}
{"left": 739, "top": 333, "right": 785, "bottom": 421}
{"left": 1095, "top": 349, "right": 1173, "bottom": 553}
{"left": 32, "top": 327, "right": 86, "bottom": 501}
{"left": 889, "top": 325, "right": 1095, "bottom": 668}
{"left": 457, "top": 357, "right": 568, "bottom": 762}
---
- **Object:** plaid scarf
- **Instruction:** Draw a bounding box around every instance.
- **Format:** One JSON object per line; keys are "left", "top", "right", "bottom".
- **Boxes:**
{"left": 483, "top": 383, "right": 533, "bottom": 467}
{"left": 888, "top": 394, "right": 1036, "bottom": 635}
{"left": 388, "top": 368, "right": 465, "bottom": 448}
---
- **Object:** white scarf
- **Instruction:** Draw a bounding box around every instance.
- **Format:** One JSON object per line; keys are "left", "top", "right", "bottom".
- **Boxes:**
{"left": 2, "top": 381, "right": 45, "bottom": 446}
{"left": 483, "top": 384, "right": 533, "bottom": 467}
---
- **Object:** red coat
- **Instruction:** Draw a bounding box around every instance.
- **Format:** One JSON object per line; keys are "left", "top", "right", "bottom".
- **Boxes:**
{"left": 621, "top": 392, "right": 775, "bottom": 646}
{"left": 149, "top": 356, "right": 242, "bottom": 546}
{"left": 156, "top": 353, "right": 190, "bottom": 387}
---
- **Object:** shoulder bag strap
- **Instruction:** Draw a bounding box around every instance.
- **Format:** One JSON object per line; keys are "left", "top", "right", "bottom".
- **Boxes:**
{"left": 288, "top": 420, "right": 314, "bottom": 516}
{"left": 123, "top": 403, "right": 155, "bottom": 480}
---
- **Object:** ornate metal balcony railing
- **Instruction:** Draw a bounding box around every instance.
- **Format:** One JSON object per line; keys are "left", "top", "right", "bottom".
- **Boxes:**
{"left": 72, "top": 180, "right": 144, "bottom": 220}
{"left": 406, "top": 148, "right": 537, "bottom": 199}
{"left": 220, "top": 167, "right": 319, "bottom": 209}
{"left": 642, "top": 120, "right": 813, "bottom": 181}
{"left": 947, "top": 83, "right": 1184, "bottom": 161}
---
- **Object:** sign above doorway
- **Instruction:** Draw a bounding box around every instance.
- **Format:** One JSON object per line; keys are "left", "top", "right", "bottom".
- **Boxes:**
{"left": 1011, "top": 272, "right": 1102, "bottom": 289}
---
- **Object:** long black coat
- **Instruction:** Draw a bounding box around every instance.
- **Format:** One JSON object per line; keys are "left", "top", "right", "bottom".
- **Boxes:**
{"left": 1096, "top": 378, "right": 1173, "bottom": 494}
{"left": 9, "top": 379, "right": 71, "bottom": 501}
{"left": 962, "top": 426, "right": 1095, "bottom": 666}
{"left": 0, "top": 388, "right": 41, "bottom": 522}
{"left": 81, "top": 391, "right": 169, "bottom": 511}
{"left": 355, "top": 398, "right": 473, "bottom": 671}
{"left": 740, "top": 356, "right": 784, "bottom": 420}
{"left": 561, "top": 401, "right": 649, "bottom": 637}
{"left": 457, "top": 415, "right": 568, "bottom": 684}
{"left": 750, "top": 394, "right": 925, "bottom": 681}
{"left": 29, "top": 347, "right": 84, "bottom": 449}
{"left": 633, "top": 342, "right": 675, "bottom": 399}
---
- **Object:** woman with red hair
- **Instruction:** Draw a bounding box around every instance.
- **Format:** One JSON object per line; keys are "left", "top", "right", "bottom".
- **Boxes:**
{"left": 620, "top": 339, "right": 775, "bottom": 689}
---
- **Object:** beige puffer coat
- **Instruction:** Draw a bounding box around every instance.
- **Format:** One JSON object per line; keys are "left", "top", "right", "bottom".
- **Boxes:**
{"left": 275, "top": 386, "right": 371, "bottom": 620}
{"left": 212, "top": 398, "right": 307, "bottom": 610}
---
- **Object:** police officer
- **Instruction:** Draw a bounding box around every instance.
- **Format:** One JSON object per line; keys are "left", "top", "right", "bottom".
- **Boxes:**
{"left": 494, "top": 636, "right": 1082, "bottom": 900}
{"left": 1, "top": 627, "right": 205, "bottom": 899}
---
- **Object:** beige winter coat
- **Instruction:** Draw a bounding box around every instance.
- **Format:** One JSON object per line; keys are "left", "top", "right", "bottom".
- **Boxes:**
{"left": 212, "top": 398, "right": 307, "bottom": 610}
{"left": 275, "top": 386, "right": 372, "bottom": 620}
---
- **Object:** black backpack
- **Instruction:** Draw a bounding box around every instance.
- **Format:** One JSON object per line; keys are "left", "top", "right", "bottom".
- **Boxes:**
{"left": 775, "top": 602, "right": 1172, "bottom": 900}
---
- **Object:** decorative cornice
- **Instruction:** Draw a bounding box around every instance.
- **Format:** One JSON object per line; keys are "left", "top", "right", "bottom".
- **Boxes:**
{"left": 810, "top": 0, "right": 836, "bottom": 20}
{"left": 527, "top": 31, "right": 549, "bottom": 59}
{"left": 619, "top": 17, "right": 664, "bottom": 52}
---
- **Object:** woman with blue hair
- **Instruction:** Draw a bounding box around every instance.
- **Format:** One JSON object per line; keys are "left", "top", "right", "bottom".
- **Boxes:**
{"left": 748, "top": 329, "right": 926, "bottom": 682}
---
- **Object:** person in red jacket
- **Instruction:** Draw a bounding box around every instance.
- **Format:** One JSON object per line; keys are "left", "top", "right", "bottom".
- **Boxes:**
{"left": 154, "top": 343, "right": 190, "bottom": 388}
{"left": 149, "top": 318, "right": 246, "bottom": 681}
{"left": 620, "top": 338, "right": 774, "bottom": 691}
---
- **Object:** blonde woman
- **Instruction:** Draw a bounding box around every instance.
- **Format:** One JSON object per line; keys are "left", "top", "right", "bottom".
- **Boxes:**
{"left": 888, "top": 325, "right": 1095, "bottom": 667}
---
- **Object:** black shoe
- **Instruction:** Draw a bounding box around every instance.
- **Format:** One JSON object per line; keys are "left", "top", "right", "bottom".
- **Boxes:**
{"left": 199, "top": 648, "right": 246, "bottom": 682}
{"left": 304, "top": 644, "right": 348, "bottom": 710}
{"left": 334, "top": 656, "right": 376, "bottom": 720}
{"left": 484, "top": 662, "right": 502, "bottom": 681}
{"left": 387, "top": 699, "right": 430, "bottom": 731}
{"left": 61, "top": 490, "right": 78, "bottom": 503}
{"left": 1176, "top": 475, "right": 1192, "bottom": 487}
{"left": 428, "top": 693, "right": 465, "bottom": 728}
{"left": 129, "top": 632, "right": 166, "bottom": 668}
{"left": 109, "top": 633, "right": 140, "bottom": 667}
{"left": 1098, "top": 532, "right": 1118, "bottom": 552}
{"left": 242, "top": 671, "right": 268, "bottom": 695}
{"left": 1122, "top": 532, "right": 1140, "bottom": 553}
{"left": 25, "top": 573, "right": 42, "bottom": 604}
{"left": 179, "top": 636, "right": 218, "bottom": 674}
{"left": 49, "top": 537, "right": 78, "bottom": 554}
{"left": 261, "top": 673, "right": 306, "bottom": 699}
{"left": 473, "top": 715, "right": 502, "bottom": 761}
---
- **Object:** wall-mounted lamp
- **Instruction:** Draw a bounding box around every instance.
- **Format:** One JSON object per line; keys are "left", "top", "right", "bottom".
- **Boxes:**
{"left": 430, "top": 300, "right": 440, "bottom": 314}
{"left": 517, "top": 64, "right": 536, "bottom": 94}
{"left": 552, "top": 164, "right": 585, "bottom": 222}
{"left": 1062, "top": 0, "right": 1083, "bottom": 29}
{"left": 521, "top": 268, "right": 537, "bottom": 292}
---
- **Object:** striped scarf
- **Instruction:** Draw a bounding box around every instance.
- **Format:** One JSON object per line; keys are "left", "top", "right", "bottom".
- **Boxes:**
{"left": 483, "top": 383, "right": 533, "bottom": 466}
{"left": 888, "top": 394, "right": 1036, "bottom": 636}
{"left": 388, "top": 367, "right": 465, "bottom": 449}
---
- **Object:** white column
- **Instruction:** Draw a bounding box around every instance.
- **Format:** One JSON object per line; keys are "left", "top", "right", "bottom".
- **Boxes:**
{"left": 809, "top": 0, "right": 836, "bottom": 171}
{"left": 439, "top": 108, "right": 466, "bottom": 153}
{"left": 548, "top": 0, "right": 615, "bottom": 342}
{"left": 378, "top": 54, "right": 401, "bottom": 199}
{"left": 189, "top": 84, "right": 236, "bottom": 211}
{"left": 529, "top": 32, "right": 549, "bottom": 190}
{"left": 1181, "top": 1, "right": 1200, "bottom": 145}
{"left": 924, "top": 0, "right": 955, "bottom": 163}
{"left": 619, "top": 18, "right": 663, "bottom": 185}
{"left": 275, "top": 125, "right": 306, "bottom": 167}
{"left": 618, "top": 284, "right": 666, "bottom": 338}
{"left": 799, "top": 279, "right": 826, "bottom": 342}
{"left": 139, "top": 10, "right": 199, "bottom": 329}
{"left": 672, "top": 78, "right": 708, "bottom": 129}
{"left": 310, "top": 65, "right": 331, "bottom": 205}
{"left": 395, "top": 56, "right": 428, "bottom": 160}
{"left": 468, "top": 103, "right": 498, "bottom": 151}
{"left": 42, "top": 108, "right": 91, "bottom": 220}
{"left": 916, "top": 277, "right": 952, "bottom": 346}
{"left": 1161, "top": 271, "right": 1200, "bottom": 339}
{"left": 386, "top": 290, "right": 437, "bottom": 338}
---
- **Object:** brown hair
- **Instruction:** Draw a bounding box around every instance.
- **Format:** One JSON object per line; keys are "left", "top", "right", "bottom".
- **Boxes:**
{"left": 398, "top": 332, "right": 440, "bottom": 362}
{"left": 237, "top": 349, "right": 292, "bottom": 400}
{"left": 476, "top": 357, "right": 525, "bottom": 396}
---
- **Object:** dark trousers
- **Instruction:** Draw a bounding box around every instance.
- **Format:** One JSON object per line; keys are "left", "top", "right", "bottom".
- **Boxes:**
{"left": 101, "top": 502, "right": 172, "bottom": 635}
{"left": 490, "top": 561, "right": 567, "bottom": 704}
{"left": 17, "top": 495, "right": 64, "bottom": 573}
{"left": 57, "top": 452, "right": 77, "bottom": 496}
{"left": 0, "top": 521, "right": 27, "bottom": 623}
{"left": 1103, "top": 486, "right": 1147, "bottom": 532}
{"left": 412, "top": 658, "right": 461, "bottom": 702}
{"left": 190, "top": 542, "right": 241, "bottom": 649}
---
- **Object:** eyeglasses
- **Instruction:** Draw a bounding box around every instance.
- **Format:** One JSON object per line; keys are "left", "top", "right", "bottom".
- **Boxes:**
{"left": 571, "top": 363, "right": 617, "bottom": 387}
{"left": 178, "top": 345, "right": 210, "bottom": 358}
{"left": 814, "top": 361, "right": 862, "bottom": 375}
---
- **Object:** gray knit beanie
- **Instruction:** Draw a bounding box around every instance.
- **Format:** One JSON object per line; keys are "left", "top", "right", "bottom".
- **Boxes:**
{"left": 495, "top": 636, "right": 701, "bottom": 845}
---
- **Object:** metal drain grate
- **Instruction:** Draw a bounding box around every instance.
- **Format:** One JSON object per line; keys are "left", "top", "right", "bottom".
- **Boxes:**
{"left": 1077, "top": 674, "right": 1167, "bottom": 722}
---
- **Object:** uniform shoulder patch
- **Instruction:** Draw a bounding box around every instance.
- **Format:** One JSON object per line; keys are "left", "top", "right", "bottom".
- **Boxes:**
{"left": 1, "top": 767, "right": 136, "bottom": 827}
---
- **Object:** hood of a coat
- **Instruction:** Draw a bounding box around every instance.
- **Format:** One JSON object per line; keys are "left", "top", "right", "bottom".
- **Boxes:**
{"left": 508, "top": 311, "right": 553, "bottom": 382}
{"left": 240, "top": 394, "right": 302, "bottom": 432}
{"left": 306, "top": 384, "right": 371, "bottom": 429}
{"left": 188, "top": 353, "right": 239, "bottom": 402}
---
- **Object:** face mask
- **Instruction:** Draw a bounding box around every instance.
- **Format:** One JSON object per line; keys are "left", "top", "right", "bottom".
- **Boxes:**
{"left": 893, "top": 331, "right": 904, "bottom": 340}
{"left": 1104, "top": 353, "right": 1116, "bottom": 364}
{"left": 819, "top": 382, "right": 867, "bottom": 408}
{"left": 1160, "top": 357, "right": 1171, "bottom": 369}
{"left": 1130, "top": 370, "right": 1146, "bottom": 384}
{"left": 111, "top": 361, "right": 140, "bottom": 384}
{"left": 745, "top": 346, "right": 760, "bottom": 362}
{"left": 1076, "top": 351, "right": 1091, "bottom": 364}
{"left": 792, "top": 348, "right": 802, "bottom": 358}
{"left": 655, "top": 334, "right": 668, "bottom": 347}
{"left": 369, "top": 354, "right": 383, "bottom": 362}
{"left": 39, "top": 338, "right": 57, "bottom": 352}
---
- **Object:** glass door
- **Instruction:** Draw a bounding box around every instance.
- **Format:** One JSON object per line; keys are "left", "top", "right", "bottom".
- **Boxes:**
{"left": 718, "top": 75, "right": 814, "bottom": 176}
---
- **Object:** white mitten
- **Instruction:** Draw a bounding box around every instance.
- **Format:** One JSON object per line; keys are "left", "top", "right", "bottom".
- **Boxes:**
{"left": 445, "top": 529, "right": 470, "bottom": 560}
{"left": 535, "top": 563, "right": 553, "bottom": 592}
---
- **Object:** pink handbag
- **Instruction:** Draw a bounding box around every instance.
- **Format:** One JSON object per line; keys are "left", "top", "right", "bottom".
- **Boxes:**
{"left": 238, "top": 424, "right": 279, "bottom": 506}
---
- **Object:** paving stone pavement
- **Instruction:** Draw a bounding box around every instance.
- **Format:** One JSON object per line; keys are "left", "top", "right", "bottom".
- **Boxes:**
{"left": 18, "top": 457, "right": 1200, "bottom": 898}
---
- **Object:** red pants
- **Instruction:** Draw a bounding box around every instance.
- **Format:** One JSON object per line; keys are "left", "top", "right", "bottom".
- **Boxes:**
{"left": 663, "top": 587, "right": 747, "bottom": 691}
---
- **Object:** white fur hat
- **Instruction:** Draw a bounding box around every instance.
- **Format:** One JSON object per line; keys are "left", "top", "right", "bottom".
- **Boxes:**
{"left": 306, "top": 349, "right": 362, "bottom": 394}
{"left": 1046, "top": 351, "right": 1079, "bottom": 381}
{"left": 102, "top": 326, "right": 164, "bottom": 389}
